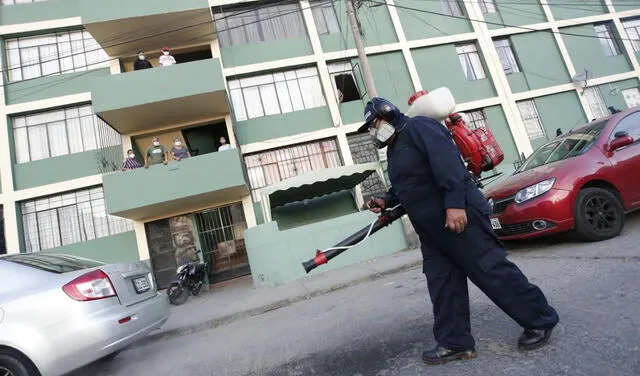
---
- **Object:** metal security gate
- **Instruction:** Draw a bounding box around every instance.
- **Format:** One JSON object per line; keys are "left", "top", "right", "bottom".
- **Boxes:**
{"left": 194, "top": 203, "right": 250, "bottom": 283}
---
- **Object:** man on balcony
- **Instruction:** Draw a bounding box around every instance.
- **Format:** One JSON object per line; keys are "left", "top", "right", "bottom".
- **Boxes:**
{"left": 171, "top": 137, "right": 191, "bottom": 161}
{"left": 121, "top": 149, "right": 142, "bottom": 171}
{"left": 134, "top": 51, "right": 152, "bottom": 71}
{"left": 145, "top": 137, "right": 168, "bottom": 168}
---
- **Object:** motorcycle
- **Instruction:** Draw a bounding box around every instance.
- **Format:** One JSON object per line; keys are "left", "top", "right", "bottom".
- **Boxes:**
{"left": 167, "top": 250, "right": 208, "bottom": 306}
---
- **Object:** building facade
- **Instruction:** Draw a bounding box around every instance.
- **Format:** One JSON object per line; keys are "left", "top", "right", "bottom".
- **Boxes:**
{"left": 1, "top": 0, "right": 639, "bottom": 286}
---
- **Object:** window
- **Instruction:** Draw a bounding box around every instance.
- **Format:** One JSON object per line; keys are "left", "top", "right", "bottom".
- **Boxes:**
{"left": 5, "top": 30, "right": 109, "bottom": 82}
{"left": 228, "top": 67, "right": 326, "bottom": 121}
{"left": 1, "top": 0, "right": 47, "bottom": 4}
{"left": 244, "top": 138, "right": 342, "bottom": 201}
{"left": 12, "top": 104, "right": 121, "bottom": 164}
{"left": 215, "top": 3, "right": 307, "bottom": 48}
{"left": 479, "top": 0, "right": 497, "bottom": 14}
{"left": 494, "top": 39, "right": 520, "bottom": 75}
{"left": 347, "top": 133, "right": 386, "bottom": 198}
{"left": 621, "top": 87, "right": 640, "bottom": 108}
{"left": 456, "top": 43, "right": 486, "bottom": 81}
{"left": 328, "top": 62, "right": 361, "bottom": 103}
{"left": 312, "top": 1, "right": 340, "bottom": 35}
{"left": 612, "top": 112, "right": 640, "bottom": 141}
{"left": 464, "top": 110, "right": 489, "bottom": 130}
{"left": 594, "top": 23, "right": 622, "bottom": 57}
{"left": 622, "top": 18, "right": 640, "bottom": 52}
{"left": 517, "top": 100, "right": 547, "bottom": 141}
{"left": 441, "top": 0, "right": 464, "bottom": 16}
{"left": 21, "top": 186, "right": 133, "bottom": 253}
{"left": 584, "top": 87, "right": 608, "bottom": 119}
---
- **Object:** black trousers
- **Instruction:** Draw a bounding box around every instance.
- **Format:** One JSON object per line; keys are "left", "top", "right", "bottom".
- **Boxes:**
{"left": 409, "top": 206, "right": 559, "bottom": 350}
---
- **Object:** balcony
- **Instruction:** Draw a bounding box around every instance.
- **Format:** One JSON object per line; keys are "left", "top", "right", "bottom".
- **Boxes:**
{"left": 90, "top": 58, "right": 228, "bottom": 134}
{"left": 79, "top": 0, "right": 214, "bottom": 56}
{"left": 102, "top": 149, "right": 249, "bottom": 221}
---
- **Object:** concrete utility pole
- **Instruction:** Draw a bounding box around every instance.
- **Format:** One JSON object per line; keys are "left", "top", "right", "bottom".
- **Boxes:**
{"left": 346, "top": 0, "right": 377, "bottom": 97}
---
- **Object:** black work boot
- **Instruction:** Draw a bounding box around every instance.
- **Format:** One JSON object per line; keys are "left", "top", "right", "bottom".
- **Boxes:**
{"left": 422, "top": 346, "right": 477, "bottom": 365}
{"left": 518, "top": 327, "right": 555, "bottom": 350}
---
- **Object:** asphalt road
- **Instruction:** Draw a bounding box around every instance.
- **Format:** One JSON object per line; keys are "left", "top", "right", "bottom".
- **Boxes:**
{"left": 70, "top": 212, "right": 640, "bottom": 376}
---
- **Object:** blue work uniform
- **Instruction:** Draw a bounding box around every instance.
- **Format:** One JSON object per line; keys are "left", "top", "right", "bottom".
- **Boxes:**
{"left": 381, "top": 114, "right": 559, "bottom": 350}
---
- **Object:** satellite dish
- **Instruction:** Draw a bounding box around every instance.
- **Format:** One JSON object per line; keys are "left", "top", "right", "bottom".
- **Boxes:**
{"left": 572, "top": 69, "right": 589, "bottom": 83}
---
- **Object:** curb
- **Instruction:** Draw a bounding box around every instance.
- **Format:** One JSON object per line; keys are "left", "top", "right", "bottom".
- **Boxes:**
{"left": 139, "top": 258, "right": 422, "bottom": 346}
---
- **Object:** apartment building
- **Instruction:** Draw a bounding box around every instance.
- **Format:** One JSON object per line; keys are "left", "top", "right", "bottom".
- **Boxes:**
{"left": 1, "top": 0, "right": 639, "bottom": 288}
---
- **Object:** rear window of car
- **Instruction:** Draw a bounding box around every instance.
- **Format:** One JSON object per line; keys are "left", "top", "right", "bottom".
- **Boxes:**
{"left": 1, "top": 254, "right": 104, "bottom": 274}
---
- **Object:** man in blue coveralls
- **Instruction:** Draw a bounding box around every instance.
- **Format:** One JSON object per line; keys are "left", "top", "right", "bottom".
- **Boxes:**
{"left": 360, "top": 97, "right": 559, "bottom": 365}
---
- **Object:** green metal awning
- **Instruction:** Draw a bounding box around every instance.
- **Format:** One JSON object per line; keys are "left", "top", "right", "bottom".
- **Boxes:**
{"left": 259, "top": 162, "right": 384, "bottom": 222}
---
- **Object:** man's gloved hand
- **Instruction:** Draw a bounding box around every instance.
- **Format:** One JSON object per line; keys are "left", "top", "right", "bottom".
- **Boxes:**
{"left": 366, "top": 197, "right": 386, "bottom": 214}
{"left": 445, "top": 208, "right": 467, "bottom": 234}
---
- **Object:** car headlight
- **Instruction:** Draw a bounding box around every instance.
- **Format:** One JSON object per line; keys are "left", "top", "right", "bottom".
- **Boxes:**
{"left": 487, "top": 198, "right": 495, "bottom": 212}
{"left": 514, "top": 178, "right": 556, "bottom": 204}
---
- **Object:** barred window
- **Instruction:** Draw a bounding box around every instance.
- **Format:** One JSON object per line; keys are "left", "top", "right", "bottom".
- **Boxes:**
{"left": 479, "top": 0, "right": 497, "bottom": 14}
{"left": 12, "top": 104, "right": 121, "bottom": 164}
{"left": 494, "top": 39, "right": 520, "bottom": 75}
{"left": 347, "top": 133, "right": 386, "bottom": 199}
{"left": 21, "top": 186, "right": 133, "bottom": 252}
{"left": 464, "top": 110, "right": 488, "bottom": 130}
{"left": 244, "top": 138, "right": 342, "bottom": 201}
{"left": 1, "top": 0, "right": 48, "bottom": 4}
{"left": 5, "top": 30, "right": 109, "bottom": 82}
{"left": 622, "top": 18, "right": 640, "bottom": 52}
{"left": 456, "top": 43, "right": 486, "bottom": 81}
{"left": 312, "top": 1, "right": 340, "bottom": 35}
{"left": 228, "top": 67, "right": 326, "bottom": 121}
{"left": 584, "top": 87, "right": 608, "bottom": 119}
{"left": 215, "top": 3, "right": 307, "bottom": 48}
{"left": 517, "top": 100, "right": 547, "bottom": 141}
{"left": 441, "top": 0, "right": 464, "bottom": 16}
{"left": 594, "top": 23, "right": 622, "bottom": 57}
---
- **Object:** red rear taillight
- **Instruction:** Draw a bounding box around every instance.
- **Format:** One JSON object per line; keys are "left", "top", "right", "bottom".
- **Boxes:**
{"left": 62, "top": 269, "right": 117, "bottom": 301}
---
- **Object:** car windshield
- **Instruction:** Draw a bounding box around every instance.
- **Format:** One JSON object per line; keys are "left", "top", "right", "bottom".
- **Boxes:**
{"left": 1, "top": 253, "right": 104, "bottom": 274}
{"left": 517, "top": 120, "right": 608, "bottom": 173}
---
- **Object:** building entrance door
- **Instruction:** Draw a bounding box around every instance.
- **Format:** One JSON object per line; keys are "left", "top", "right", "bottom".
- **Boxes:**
{"left": 194, "top": 202, "right": 250, "bottom": 283}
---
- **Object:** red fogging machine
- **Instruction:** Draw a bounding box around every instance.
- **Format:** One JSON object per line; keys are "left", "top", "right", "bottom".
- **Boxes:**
{"left": 302, "top": 88, "right": 506, "bottom": 272}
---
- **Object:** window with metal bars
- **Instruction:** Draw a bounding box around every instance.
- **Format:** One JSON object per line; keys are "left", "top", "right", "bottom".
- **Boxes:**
{"left": 5, "top": 30, "right": 109, "bottom": 82}
{"left": 244, "top": 138, "right": 343, "bottom": 201}
{"left": 21, "top": 186, "right": 133, "bottom": 252}
{"left": 479, "top": 0, "right": 497, "bottom": 14}
{"left": 464, "top": 109, "right": 489, "bottom": 130}
{"left": 594, "top": 23, "right": 622, "bottom": 57}
{"left": 440, "top": 0, "right": 464, "bottom": 16}
{"left": 517, "top": 100, "right": 547, "bottom": 141}
{"left": 347, "top": 133, "right": 386, "bottom": 199}
{"left": 584, "top": 87, "right": 608, "bottom": 119}
{"left": 622, "top": 18, "right": 640, "bottom": 52}
{"left": 12, "top": 103, "right": 121, "bottom": 164}
{"left": 1, "top": 0, "right": 47, "bottom": 5}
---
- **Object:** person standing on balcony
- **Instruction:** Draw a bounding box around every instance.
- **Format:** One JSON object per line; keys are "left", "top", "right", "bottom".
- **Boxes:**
{"left": 171, "top": 137, "right": 191, "bottom": 161}
{"left": 145, "top": 137, "right": 168, "bottom": 168}
{"left": 218, "top": 136, "right": 232, "bottom": 151}
{"left": 159, "top": 46, "right": 177, "bottom": 67}
{"left": 133, "top": 51, "right": 152, "bottom": 71}
{"left": 121, "top": 149, "right": 142, "bottom": 171}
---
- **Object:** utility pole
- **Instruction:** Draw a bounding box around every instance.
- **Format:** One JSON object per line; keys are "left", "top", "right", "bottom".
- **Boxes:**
{"left": 346, "top": 0, "right": 377, "bottom": 98}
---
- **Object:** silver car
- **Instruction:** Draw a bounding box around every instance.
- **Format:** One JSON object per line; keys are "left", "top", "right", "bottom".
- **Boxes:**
{"left": 0, "top": 253, "right": 170, "bottom": 376}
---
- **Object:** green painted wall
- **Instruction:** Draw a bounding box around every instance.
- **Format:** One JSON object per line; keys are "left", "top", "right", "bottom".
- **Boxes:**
{"left": 510, "top": 31, "right": 571, "bottom": 92}
{"left": 319, "top": 0, "right": 397, "bottom": 53}
{"left": 561, "top": 24, "right": 633, "bottom": 79}
{"left": 483, "top": 106, "right": 520, "bottom": 172}
{"left": 394, "top": 0, "right": 472, "bottom": 40}
{"left": 42, "top": 232, "right": 140, "bottom": 264}
{"left": 271, "top": 190, "right": 358, "bottom": 230}
{"left": 91, "top": 59, "right": 224, "bottom": 113}
{"left": 12, "top": 146, "right": 121, "bottom": 190}
{"left": 339, "top": 100, "right": 366, "bottom": 126}
{"left": 221, "top": 37, "right": 314, "bottom": 68}
{"left": 484, "top": 1, "right": 547, "bottom": 30}
{"left": 245, "top": 210, "right": 408, "bottom": 288}
{"left": 612, "top": 0, "right": 640, "bottom": 12}
{"left": 235, "top": 106, "right": 332, "bottom": 145}
{"left": 598, "top": 78, "right": 640, "bottom": 111}
{"left": 79, "top": 0, "right": 209, "bottom": 24}
{"left": 547, "top": 0, "right": 607, "bottom": 21}
{"left": 4, "top": 68, "right": 110, "bottom": 105}
{"left": 534, "top": 91, "right": 587, "bottom": 148}
{"left": 369, "top": 52, "right": 415, "bottom": 111}
{"left": 253, "top": 202, "right": 265, "bottom": 225}
{"left": 412, "top": 44, "right": 496, "bottom": 103}
{"left": 0, "top": 0, "right": 79, "bottom": 26}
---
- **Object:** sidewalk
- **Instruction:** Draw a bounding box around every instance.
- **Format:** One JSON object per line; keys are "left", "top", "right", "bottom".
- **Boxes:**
{"left": 143, "top": 249, "right": 422, "bottom": 345}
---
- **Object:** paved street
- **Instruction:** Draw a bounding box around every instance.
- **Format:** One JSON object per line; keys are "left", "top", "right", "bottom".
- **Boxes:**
{"left": 71, "top": 212, "right": 640, "bottom": 376}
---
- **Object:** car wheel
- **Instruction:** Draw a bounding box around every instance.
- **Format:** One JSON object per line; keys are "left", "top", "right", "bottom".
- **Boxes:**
{"left": 0, "top": 350, "right": 38, "bottom": 376}
{"left": 573, "top": 187, "right": 625, "bottom": 241}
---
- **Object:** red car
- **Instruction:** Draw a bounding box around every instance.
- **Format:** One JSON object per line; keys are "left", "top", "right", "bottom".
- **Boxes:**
{"left": 484, "top": 107, "right": 640, "bottom": 241}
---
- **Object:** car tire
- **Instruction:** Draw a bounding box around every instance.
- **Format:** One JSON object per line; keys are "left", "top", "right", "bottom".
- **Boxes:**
{"left": 0, "top": 349, "right": 38, "bottom": 376}
{"left": 573, "top": 187, "right": 625, "bottom": 241}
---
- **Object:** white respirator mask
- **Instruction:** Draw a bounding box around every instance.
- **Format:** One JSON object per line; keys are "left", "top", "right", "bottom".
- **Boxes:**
{"left": 369, "top": 121, "right": 396, "bottom": 149}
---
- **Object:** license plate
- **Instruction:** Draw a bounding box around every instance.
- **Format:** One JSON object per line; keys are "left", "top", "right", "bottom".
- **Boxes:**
{"left": 490, "top": 217, "right": 502, "bottom": 230}
{"left": 132, "top": 276, "right": 150, "bottom": 294}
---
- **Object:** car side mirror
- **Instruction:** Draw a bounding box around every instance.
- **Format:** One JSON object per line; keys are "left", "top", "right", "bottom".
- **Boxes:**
{"left": 608, "top": 134, "right": 633, "bottom": 153}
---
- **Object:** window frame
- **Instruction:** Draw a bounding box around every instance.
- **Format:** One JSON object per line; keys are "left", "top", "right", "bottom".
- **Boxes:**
{"left": 455, "top": 43, "right": 487, "bottom": 81}
{"left": 465, "top": 109, "right": 489, "bottom": 130}
{"left": 478, "top": 0, "right": 497, "bottom": 14}
{"left": 594, "top": 22, "right": 622, "bottom": 57}
{"left": 327, "top": 61, "right": 362, "bottom": 103}
{"left": 517, "top": 100, "right": 547, "bottom": 141}
{"left": 493, "top": 38, "right": 520, "bottom": 75}
{"left": 311, "top": 1, "right": 340, "bottom": 36}
{"left": 621, "top": 87, "right": 640, "bottom": 108}
{"left": 440, "top": 0, "right": 464, "bottom": 17}
{"left": 622, "top": 18, "right": 640, "bottom": 52}
{"left": 584, "top": 87, "right": 608, "bottom": 120}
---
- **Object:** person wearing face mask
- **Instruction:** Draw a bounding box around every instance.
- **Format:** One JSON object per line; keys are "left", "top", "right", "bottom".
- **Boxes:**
{"left": 170, "top": 137, "right": 191, "bottom": 161}
{"left": 218, "top": 136, "right": 232, "bottom": 151}
{"left": 121, "top": 149, "right": 142, "bottom": 171}
{"left": 145, "top": 137, "right": 168, "bottom": 168}
{"left": 133, "top": 51, "right": 152, "bottom": 71}
{"left": 159, "top": 46, "right": 177, "bottom": 67}
{"left": 359, "top": 97, "right": 559, "bottom": 365}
